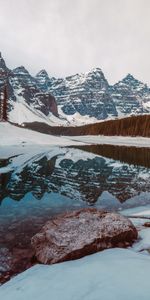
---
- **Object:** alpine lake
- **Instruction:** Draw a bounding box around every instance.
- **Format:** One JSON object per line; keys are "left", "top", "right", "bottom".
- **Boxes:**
{"left": 0, "top": 143, "right": 150, "bottom": 282}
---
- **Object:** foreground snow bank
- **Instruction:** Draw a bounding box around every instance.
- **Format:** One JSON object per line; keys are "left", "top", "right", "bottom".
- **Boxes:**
{"left": 1, "top": 249, "right": 150, "bottom": 300}
{"left": 0, "top": 122, "right": 82, "bottom": 146}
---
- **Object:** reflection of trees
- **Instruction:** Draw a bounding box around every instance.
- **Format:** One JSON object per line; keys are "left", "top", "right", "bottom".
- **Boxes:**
{"left": 0, "top": 146, "right": 150, "bottom": 205}
{"left": 0, "top": 172, "right": 12, "bottom": 203}
{"left": 75, "top": 144, "right": 150, "bottom": 168}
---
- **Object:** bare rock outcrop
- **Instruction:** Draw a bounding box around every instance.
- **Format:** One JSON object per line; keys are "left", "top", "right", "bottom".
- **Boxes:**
{"left": 31, "top": 208, "right": 137, "bottom": 264}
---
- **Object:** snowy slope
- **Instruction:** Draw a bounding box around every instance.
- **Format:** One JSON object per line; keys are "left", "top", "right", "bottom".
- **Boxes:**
{"left": 1, "top": 248, "right": 150, "bottom": 300}
{"left": 0, "top": 122, "right": 82, "bottom": 146}
{"left": 9, "top": 98, "right": 70, "bottom": 126}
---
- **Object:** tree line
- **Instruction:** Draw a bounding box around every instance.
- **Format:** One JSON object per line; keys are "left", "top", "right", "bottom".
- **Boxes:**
{"left": 23, "top": 114, "right": 150, "bottom": 138}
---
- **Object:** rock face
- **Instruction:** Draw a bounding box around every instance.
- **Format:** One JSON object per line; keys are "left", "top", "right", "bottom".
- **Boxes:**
{"left": 109, "top": 74, "right": 150, "bottom": 116}
{"left": 31, "top": 208, "right": 137, "bottom": 264}
{"left": 0, "top": 247, "right": 34, "bottom": 284}
{"left": 41, "top": 68, "right": 118, "bottom": 120}
{"left": 0, "top": 54, "right": 58, "bottom": 120}
{"left": 11, "top": 66, "right": 58, "bottom": 116}
{"left": 36, "top": 67, "right": 150, "bottom": 120}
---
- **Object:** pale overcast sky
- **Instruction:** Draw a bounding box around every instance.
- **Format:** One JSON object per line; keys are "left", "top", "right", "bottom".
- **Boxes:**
{"left": 0, "top": 0, "right": 150, "bottom": 84}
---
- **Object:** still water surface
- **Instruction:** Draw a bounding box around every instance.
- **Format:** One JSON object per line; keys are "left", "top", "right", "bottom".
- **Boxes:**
{"left": 0, "top": 144, "right": 150, "bottom": 280}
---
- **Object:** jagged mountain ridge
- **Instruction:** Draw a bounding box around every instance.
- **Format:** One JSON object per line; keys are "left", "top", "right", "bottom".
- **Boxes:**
{"left": 0, "top": 52, "right": 150, "bottom": 125}
{"left": 0, "top": 53, "right": 59, "bottom": 125}
{"left": 36, "top": 67, "right": 118, "bottom": 119}
{"left": 110, "top": 74, "right": 150, "bottom": 116}
{"left": 36, "top": 68, "right": 150, "bottom": 120}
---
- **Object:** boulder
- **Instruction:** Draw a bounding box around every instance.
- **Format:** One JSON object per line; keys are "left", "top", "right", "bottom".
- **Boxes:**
{"left": 144, "top": 222, "right": 150, "bottom": 227}
{"left": 31, "top": 208, "right": 137, "bottom": 264}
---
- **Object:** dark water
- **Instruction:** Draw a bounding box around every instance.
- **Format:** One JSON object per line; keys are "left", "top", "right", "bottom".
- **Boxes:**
{"left": 0, "top": 144, "right": 150, "bottom": 282}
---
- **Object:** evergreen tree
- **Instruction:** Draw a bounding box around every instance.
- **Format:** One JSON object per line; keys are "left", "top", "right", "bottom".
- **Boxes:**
{"left": 2, "top": 85, "right": 8, "bottom": 121}
{"left": 0, "top": 91, "right": 2, "bottom": 121}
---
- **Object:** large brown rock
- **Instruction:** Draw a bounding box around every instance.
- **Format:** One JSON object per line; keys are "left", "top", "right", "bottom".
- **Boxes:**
{"left": 31, "top": 208, "right": 137, "bottom": 264}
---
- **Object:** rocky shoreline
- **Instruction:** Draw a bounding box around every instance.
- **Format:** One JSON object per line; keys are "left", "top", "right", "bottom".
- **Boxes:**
{"left": 0, "top": 208, "right": 138, "bottom": 284}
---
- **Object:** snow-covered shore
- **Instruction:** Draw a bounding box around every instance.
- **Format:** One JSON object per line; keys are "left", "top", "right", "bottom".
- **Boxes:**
{"left": 0, "top": 122, "right": 82, "bottom": 147}
{"left": 1, "top": 205, "right": 150, "bottom": 299}
{"left": 0, "top": 248, "right": 150, "bottom": 300}
{"left": 69, "top": 135, "right": 150, "bottom": 148}
{"left": 0, "top": 122, "right": 150, "bottom": 148}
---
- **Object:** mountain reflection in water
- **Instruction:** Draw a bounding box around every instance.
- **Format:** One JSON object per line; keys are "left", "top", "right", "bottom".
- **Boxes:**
{"left": 0, "top": 144, "right": 150, "bottom": 283}
{"left": 0, "top": 144, "right": 150, "bottom": 205}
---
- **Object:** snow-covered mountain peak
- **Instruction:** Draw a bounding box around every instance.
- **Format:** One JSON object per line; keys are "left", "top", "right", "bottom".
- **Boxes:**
{"left": 115, "top": 73, "right": 150, "bottom": 96}
{"left": 117, "top": 73, "right": 147, "bottom": 89}
{"left": 123, "top": 73, "right": 136, "bottom": 81}
{"left": 63, "top": 67, "right": 108, "bottom": 90}
{"left": 85, "top": 67, "right": 106, "bottom": 80}
{"left": 13, "top": 66, "right": 30, "bottom": 75}
{"left": 88, "top": 67, "right": 103, "bottom": 75}
{"left": 35, "top": 69, "right": 56, "bottom": 92}
{"left": 122, "top": 73, "right": 143, "bottom": 86}
{"left": 84, "top": 67, "right": 109, "bottom": 90}
{"left": 36, "top": 69, "right": 49, "bottom": 77}
{"left": 0, "top": 53, "right": 9, "bottom": 73}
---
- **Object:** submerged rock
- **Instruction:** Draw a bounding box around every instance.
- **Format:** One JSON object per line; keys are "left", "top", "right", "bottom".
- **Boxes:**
{"left": 31, "top": 208, "right": 137, "bottom": 264}
{"left": 0, "top": 248, "right": 12, "bottom": 273}
{"left": 144, "top": 222, "right": 150, "bottom": 228}
{"left": 0, "top": 247, "right": 35, "bottom": 285}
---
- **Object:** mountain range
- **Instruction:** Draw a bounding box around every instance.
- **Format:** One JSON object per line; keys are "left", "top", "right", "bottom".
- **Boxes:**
{"left": 0, "top": 52, "right": 150, "bottom": 126}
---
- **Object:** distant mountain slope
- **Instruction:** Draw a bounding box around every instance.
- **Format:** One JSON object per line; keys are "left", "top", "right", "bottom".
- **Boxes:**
{"left": 0, "top": 52, "right": 150, "bottom": 126}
